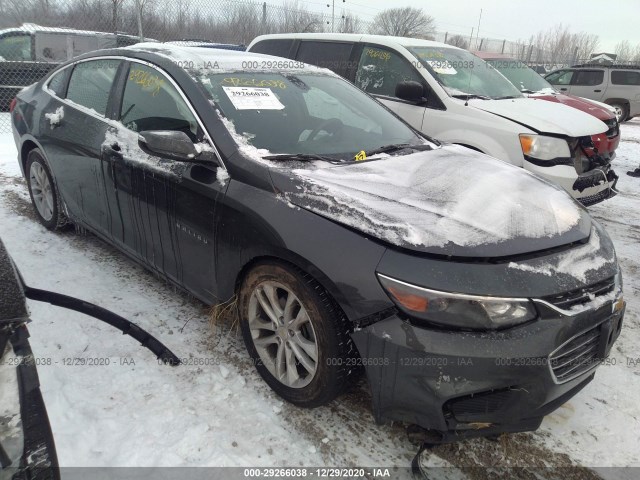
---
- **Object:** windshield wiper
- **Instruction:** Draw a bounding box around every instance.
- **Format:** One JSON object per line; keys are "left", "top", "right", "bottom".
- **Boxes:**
{"left": 520, "top": 89, "right": 536, "bottom": 94}
{"left": 493, "top": 95, "right": 521, "bottom": 99}
{"left": 262, "top": 153, "right": 336, "bottom": 162}
{"left": 363, "top": 143, "right": 433, "bottom": 157}
{"left": 452, "top": 93, "right": 491, "bottom": 100}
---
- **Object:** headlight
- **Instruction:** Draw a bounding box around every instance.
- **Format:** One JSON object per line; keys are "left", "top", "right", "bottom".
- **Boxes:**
{"left": 377, "top": 274, "right": 537, "bottom": 330}
{"left": 519, "top": 134, "right": 570, "bottom": 160}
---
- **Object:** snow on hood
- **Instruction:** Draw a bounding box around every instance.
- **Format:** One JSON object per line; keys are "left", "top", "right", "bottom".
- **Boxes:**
{"left": 528, "top": 92, "right": 615, "bottom": 121}
{"left": 468, "top": 97, "right": 608, "bottom": 137}
{"left": 272, "top": 145, "right": 592, "bottom": 257}
{"left": 508, "top": 225, "right": 616, "bottom": 282}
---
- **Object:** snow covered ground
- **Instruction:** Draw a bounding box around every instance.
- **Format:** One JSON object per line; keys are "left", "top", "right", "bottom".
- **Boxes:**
{"left": 1, "top": 114, "right": 639, "bottom": 478}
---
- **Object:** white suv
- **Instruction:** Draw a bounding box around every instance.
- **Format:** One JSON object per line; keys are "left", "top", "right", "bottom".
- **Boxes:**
{"left": 248, "top": 33, "right": 618, "bottom": 206}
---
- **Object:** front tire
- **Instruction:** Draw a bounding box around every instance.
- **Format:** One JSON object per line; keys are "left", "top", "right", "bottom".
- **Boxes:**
{"left": 26, "top": 149, "right": 68, "bottom": 230}
{"left": 238, "top": 262, "right": 356, "bottom": 407}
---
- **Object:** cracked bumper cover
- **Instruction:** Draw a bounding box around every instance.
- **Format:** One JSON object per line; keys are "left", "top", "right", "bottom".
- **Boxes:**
{"left": 351, "top": 301, "right": 624, "bottom": 443}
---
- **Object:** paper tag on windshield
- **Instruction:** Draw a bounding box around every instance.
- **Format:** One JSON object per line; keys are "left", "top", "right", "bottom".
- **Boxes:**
{"left": 426, "top": 60, "right": 457, "bottom": 75}
{"left": 222, "top": 86, "right": 285, "bottom": 110}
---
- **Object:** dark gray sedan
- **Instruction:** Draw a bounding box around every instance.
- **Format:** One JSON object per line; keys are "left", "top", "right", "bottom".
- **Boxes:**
{"left": 10, "top": 44, "right": 624, "bottom": 444}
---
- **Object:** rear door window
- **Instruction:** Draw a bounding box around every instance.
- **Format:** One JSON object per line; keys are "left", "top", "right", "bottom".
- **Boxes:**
{"left": 119, "top": 63, "right": 198, "bottom": 140}
{"left": 355, "top": 46, "right": 422, "bottom": 99}
{"left": 611, "top": 70, "right": 640, "bottom": 85}
{"left": 546, "top": 69, "right": 573, "bottom": 85}
{"left": 47, "top": 69, "right": 69, "bottom": 97}
{"left": 66, "top": 59, "right": 120, "bottom": 116}
{"left": 295, "top": 41, "right": 353, "bottom": 77}
{"left": 251, "top": 39, "right": 294, "bottom": 59}
{"left": 572, "top": 70, "right": 604, "bottom": 86}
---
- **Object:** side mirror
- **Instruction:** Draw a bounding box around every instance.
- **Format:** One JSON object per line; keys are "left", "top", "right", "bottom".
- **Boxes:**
{"left": 395, "top": 81, "right": 426, "bottom": 104}
{"left": 138, "top": 130, "right": 199, "bottom": 162}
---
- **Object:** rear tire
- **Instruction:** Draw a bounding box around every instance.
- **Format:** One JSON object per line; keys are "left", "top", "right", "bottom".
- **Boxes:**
{"left": 26, "top": 149, "right": 68, "bottom": 230}
{"left": 608, "top": 102, "right": 628, "bottom": 123}
{"left": 238, "top": 262, "right": 356, "bottom": 407}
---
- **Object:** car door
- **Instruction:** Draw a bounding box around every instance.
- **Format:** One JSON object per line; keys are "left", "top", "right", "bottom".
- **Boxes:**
{"left": 353, "top": 45, "right": 429, "bottom": 131}
{"left": 545, "top": 69, "right": 574, "bottom": 93}
{"left": 39, "top": 58, "right": 122, "bottom": 236}
{"left": 568, "top": 69, "right": 606, "bottom": 101}
{"left": 103, "top": 61, "right": 226, "bottom": 302}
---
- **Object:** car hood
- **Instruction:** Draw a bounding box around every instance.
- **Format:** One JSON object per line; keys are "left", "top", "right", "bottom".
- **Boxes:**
{"left": 468, "top": 97, "right": 608, "bottom": 137}
{"left": 271, "top": 145, "right": 592, "bottom": 257}
{"left": 528, "top": 92, "right": 615, "bottom": 121}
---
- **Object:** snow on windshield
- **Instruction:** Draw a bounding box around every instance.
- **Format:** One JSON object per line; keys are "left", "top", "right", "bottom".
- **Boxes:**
{"left": 284, "top": 146, "right": 583, "bottom": 249}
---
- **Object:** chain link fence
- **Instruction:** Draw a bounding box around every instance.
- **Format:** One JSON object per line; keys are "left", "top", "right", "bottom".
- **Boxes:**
{"left": 0, "top": 0, "right": 635, "bottom": 133}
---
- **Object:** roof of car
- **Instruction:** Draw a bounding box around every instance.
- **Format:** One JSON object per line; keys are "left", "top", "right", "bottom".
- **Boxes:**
{"left": 164, "top": 40, "right": 246, "bottom": 51}
{"left": 108, "top": 42, "right": 330, "bottom": 74}
{"left": 571, "top": 63, "right": 640, "bottom": 70}
{"left": 249, "top": 33, "right": 458, "bottom": 51}
{"left": 0, "top": 23, "right": 136, "bottom": 37}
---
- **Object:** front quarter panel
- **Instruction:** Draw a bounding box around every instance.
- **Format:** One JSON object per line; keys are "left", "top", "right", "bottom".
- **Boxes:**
{"left": 215, "top": 173, "right": 392, "bottom": 322}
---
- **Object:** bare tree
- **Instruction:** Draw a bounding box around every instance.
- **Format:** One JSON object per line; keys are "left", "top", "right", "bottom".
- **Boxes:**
{"left": 369, "top": 7, "right": 435, "bottom": 38}
{"left": 572, "top": 32, "right": 599, "bottom": 62}
{"left": 279, "top": 1, "right": 322, "bottom": 33}
{"left": 446, "top": 34, "right": 468, "bottom": 49}
{"left": 338, "top": 11, "right": 362, "bottom": 33}
{"left": 134, "top": 0, "right": 153, "bottom": 40}
{"left": 615, "top": 40, "right": 632, "bottom": 62}
{"left": 110, "top": 0, "right": 126, "bottom": 32}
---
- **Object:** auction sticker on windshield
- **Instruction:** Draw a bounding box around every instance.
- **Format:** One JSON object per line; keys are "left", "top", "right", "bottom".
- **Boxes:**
{"left": 222, "top": 86, "right": 285, "bottom": 110}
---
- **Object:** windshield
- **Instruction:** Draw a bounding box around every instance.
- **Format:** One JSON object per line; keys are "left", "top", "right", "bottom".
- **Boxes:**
{"left": 198, "top": 72, "right": 425, "bottom": 160}
{"left": 0, "top": 34, "right": 32, "bottom": 61}
{"left": 486, "top": 60, "right": 554, "bottom": 93}
{"left": 408, "top": 46, "right": 523, "bottom": 99}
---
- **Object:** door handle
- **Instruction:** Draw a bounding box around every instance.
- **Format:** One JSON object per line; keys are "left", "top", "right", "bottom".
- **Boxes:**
{"left": 594, "top": 89, "right": 602, "bottom": 92}
{"left": 560, "top": 87, "right": 568, "bottom": 91}
{"left": 101, "top": 143, "right": 123, "bottom": 161}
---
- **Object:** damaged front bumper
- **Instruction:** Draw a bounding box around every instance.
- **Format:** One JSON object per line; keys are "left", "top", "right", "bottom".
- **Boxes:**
{"left": 573, "top": 168, "right": 619, "bottom": 207}
{"left": 524, "top": 151, "right": 619, "bottom": 207}
{"left": 351, "top": 299, "right": 624, "bottom": 444}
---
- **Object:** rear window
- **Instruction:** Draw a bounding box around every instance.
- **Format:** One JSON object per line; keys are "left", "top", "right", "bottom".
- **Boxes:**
{"left": 66, "top": 59, "right": 120, "bottom": 116}
{"left": 573, "top": 70, "right": 604, "bottom": 86}
{"left": 611, "top": 70, "right": 640, "bottom": 86}
{"left": 251, "top": 39, "right": 294, "bottom": 59}
{"left": 295, "top": 41, "right": 353, "bottom": 77}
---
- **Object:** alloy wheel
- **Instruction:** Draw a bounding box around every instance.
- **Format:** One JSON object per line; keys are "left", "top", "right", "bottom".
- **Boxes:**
{"left": 248, "top": 281, "right": 319, "bottom": 388}
{"left": 29, "top": 161, "right": 54, "bottom": 222}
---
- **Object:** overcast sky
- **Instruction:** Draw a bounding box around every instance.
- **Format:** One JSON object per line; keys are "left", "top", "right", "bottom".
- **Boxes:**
{"left": 302, "top": 0, "right": 639, "bottom": 52}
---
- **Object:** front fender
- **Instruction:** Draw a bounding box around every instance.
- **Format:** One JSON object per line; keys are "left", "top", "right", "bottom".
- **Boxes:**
{"left": 215, "top": 180, "right": 393, "bottom": 322}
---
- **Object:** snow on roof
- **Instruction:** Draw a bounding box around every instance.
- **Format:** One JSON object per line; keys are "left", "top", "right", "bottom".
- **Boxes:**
{"left": 0, "top": 23, "right": 121, "bottom": 36}
{"left": 124, "top": 42, "right": 330, "bottom": 74}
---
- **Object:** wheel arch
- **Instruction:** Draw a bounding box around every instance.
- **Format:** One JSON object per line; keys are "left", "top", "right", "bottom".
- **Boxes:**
{"left": 19, "top": 137, "right": 42, "bottom": 177}
{"left": 603, "top": 97, "right": 630, "bottom": 113}
{"left": 228, "top": 250, "right": 358, "bottom": 323}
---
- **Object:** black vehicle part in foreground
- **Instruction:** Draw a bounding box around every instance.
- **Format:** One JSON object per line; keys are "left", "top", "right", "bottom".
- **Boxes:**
{"left": 0, "top": 238, "right": 180, "bottom": 479}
